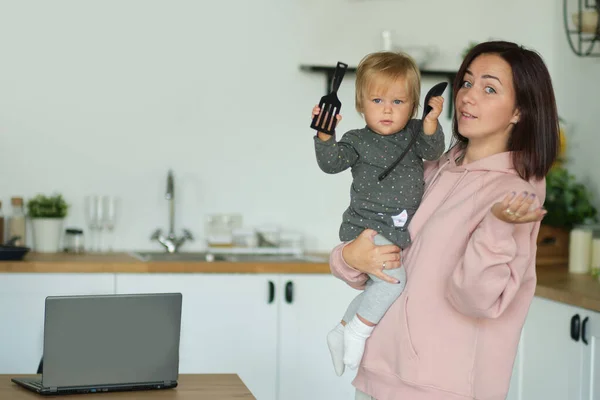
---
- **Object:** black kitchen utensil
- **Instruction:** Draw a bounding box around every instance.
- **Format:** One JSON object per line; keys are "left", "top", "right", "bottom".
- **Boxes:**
{"left": 310, "top": 61, "right": 348, "bottom": 135}
{"left": 378, "top": 82, "right": 448, "bottom": 181}
{"left": 421, "top": 82, "right": 448, "bottom": 120}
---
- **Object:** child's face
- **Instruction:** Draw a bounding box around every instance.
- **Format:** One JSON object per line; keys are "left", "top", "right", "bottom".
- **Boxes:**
{"left": 361, "top": 76, "right": 413, "bottom": 136}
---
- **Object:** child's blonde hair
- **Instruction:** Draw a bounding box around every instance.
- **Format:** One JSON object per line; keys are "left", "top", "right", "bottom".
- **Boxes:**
{"left": 355, "top": 51, "right": 421, "bottom": 118}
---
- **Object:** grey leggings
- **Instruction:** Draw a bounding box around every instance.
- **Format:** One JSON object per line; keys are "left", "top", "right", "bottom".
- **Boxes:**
{"left": 342, "top": 234, "right": 406, "bottom": 325}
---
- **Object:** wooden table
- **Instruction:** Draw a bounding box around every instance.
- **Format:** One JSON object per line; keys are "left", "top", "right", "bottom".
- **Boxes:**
{"left": 1, "top": 375, "right": 256, "bottom": 399}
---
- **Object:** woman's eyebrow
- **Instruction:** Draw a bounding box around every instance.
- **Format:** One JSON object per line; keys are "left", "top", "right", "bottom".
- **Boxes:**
{"left": 465, "top": 70, "right": 502, "bottom": 85}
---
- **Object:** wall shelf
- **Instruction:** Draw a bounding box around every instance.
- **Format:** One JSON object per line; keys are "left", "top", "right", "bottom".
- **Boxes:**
{"left": 300, "top": 64, "right": 458, "bottom": 119}
{"left": 563, "top": 0, "right": 600, "bottom": 57}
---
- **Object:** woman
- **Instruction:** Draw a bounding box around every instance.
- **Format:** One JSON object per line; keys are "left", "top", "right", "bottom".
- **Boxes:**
{"left": 329, "top": 41, "right": 559, "bottom": 400}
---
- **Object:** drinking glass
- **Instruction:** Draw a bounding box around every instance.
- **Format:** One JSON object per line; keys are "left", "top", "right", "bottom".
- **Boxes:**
{"left": 84, "top": 196, "right": 101, "bottom": 252}
{"left": 101, "top": 196, "right": 118, "bottom": 252}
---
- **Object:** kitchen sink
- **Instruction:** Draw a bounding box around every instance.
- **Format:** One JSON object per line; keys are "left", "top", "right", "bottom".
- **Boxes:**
{"left": 129, "top": 251, "right": 327, "bottom": 263}
{"left": 130, "top": 251, "right": 226, "bottom": 262}
{"left": 217, "top": 253, "right": 328, "bottom": 263}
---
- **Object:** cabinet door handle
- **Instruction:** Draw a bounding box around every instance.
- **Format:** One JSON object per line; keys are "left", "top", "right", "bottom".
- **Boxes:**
{"left": 582, "top": 316, "right": 589, "bottom": 345}
{"left": 267, "top": 281, "right": 275, "bottom": 304}
{"left": 285, "top": 281, "right": 294, "bottom": 304}
{"left": 571, "top": 314, "right": 581, "bottom": 342}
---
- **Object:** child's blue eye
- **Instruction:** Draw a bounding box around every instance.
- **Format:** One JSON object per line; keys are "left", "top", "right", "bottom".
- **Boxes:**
{"left": 372, "top": 98, "right": 382, "bottom": 104}
{"left": 393, "top": 100, "right": 403, "bottom": 105}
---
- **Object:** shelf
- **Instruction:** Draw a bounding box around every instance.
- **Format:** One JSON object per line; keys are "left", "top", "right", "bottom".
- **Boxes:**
{"left": 563, "top": 0, "right": 600, "bottom": 56}
{"left": 300, "top": 64, "right": 457, "bottom": 118}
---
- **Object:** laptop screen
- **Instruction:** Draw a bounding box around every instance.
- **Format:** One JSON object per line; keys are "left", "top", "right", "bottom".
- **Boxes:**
{"left": 41, "top": 293, "right": 182, "bottom": 388}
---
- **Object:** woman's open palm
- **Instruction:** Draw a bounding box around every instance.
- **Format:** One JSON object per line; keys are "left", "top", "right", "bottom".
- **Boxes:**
{"left": 491, "top": 191, "right": 547, "bottom": 224}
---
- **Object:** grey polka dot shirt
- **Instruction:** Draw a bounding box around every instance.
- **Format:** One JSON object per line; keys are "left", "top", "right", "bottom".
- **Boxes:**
{"left": 314, "top": 119, "right": 445, "bottom": 247}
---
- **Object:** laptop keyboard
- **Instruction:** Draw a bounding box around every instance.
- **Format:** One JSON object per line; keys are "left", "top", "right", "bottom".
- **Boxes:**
{"left": 24, "top": 379, "right": 43, "bottom": 389}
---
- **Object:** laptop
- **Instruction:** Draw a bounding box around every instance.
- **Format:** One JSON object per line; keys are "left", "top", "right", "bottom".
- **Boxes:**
{"left": 12, "top": 292, "right": 182, "bottom": 395}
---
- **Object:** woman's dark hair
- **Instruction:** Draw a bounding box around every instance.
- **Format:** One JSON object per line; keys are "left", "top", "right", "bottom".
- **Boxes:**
{"left": 451, "top": 41, "right": 559, "bottom": 180}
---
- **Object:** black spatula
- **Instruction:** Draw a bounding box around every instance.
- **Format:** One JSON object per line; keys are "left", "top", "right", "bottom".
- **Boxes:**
{"left": 310, "top": 61, "right": 348, "bottom": 135}
{"left": 421, "top": 82, "right": 448, "bottom": 120}
{"left": 378, "top": 81, "right": 448, "bottom": 181}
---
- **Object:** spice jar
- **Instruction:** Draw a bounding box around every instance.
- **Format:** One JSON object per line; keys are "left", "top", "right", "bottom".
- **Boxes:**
{"left": 8, "top": 197, "right": 26, "bottom": 246}
{"left": 64, "top": 228, "right": 85, "bottom": 253}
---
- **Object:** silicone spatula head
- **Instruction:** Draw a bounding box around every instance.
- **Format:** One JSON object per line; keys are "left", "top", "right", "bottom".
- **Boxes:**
{"left": 422, "top": 82, "right": 448, "bottom": 119}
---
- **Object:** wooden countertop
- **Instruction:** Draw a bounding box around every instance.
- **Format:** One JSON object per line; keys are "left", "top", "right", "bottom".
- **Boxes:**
{"left": 535, "top": 263, "right": 600, "bottom": 313}
{"left": 0, "top": 252, "right": 332, "bottom": 274}
{"left": 2, "top": 374, "right": 255, "bottom": 399}
{"left": 1, "top": 253, "right": 600, "bottom": 313}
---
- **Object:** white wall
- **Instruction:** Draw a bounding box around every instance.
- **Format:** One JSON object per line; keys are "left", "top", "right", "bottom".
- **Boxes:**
{"left": 552, "top": 1, "right": 600, "bottom": 206}
{"left": 0, "top": 0, "right": 581, "bottom": 252}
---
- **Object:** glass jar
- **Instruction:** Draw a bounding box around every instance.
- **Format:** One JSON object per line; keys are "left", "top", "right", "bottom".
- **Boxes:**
{"left": 64, "top": 228, "right": 85, "bottom": 253}
{"left": 205, "top": 214, "right": 234, "bottom": 248}
{"left": 8, "top": 197, "right": 26, "bottom": 246}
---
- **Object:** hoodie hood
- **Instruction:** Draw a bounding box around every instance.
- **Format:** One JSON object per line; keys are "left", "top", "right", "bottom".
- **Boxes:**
{"left": 441, "top": 145, "right": 516, "bottom": 173}
{"left": 432, "top": 145, "right": 546, "bottom": 202}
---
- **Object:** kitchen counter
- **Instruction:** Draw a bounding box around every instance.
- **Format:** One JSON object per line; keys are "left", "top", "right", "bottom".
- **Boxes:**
{"left": 535, "top": 263, "right": 600, "bottom": 313}
{"left": 0, "top": 252, "right": 333, "bottom": 274}
{"left": 1, "top": 253, "right": 599, "bottom": 313}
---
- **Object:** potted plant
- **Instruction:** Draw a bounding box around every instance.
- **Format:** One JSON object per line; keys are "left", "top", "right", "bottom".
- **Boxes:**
{"left": 537, "top": 166, "right": 598, "bottom": 260}
{"left": 543, "top": 167, "right": 598, "bottom": 228}
{"left": 27, "top": 194, "right": 69, "bottom": 253}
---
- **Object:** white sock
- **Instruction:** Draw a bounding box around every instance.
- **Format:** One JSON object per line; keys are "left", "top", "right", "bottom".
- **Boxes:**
{"left": 343, "top": 315, "right": 374, "bottom": 370}
{"left": 326, "top": 323, "right": 346, "bottom": 376}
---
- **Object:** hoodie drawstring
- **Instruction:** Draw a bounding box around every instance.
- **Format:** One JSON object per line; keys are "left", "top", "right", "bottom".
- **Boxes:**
{"left": 423, "top": 159, "right": 469, "bottom": 207}
{"left": 423, "top": 159, "right": 450, "bottom": 199}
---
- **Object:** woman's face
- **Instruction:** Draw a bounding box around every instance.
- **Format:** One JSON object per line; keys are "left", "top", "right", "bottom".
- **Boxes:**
{"left": 455, "top": 54, "right": 520, "bottom": 149}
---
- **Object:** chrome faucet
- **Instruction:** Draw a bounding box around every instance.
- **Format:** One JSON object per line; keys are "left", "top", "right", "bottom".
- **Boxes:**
{"left": 151, "top": 170, "right": 193, "bottom": 253}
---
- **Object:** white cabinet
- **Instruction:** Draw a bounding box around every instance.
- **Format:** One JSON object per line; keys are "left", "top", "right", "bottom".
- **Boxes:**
{"left": 116, "top": 273, "right": 360, "bottom": 400}
{"left": 517, "top": 297, "right": 600, "bottom": 400}
{"left": 0, "top": 271, "right": 360, "bottom": 400}
{"left": 520, "top": 297, "right": 584, "bottom": 399}
{"left": 115, "top": 274, "right": 279, "bottom": 400}
{"left": 581, "top": 309, "right": 600, "bottom": 400}
{"left": 277, "top": 274, "right": 359, "bottom": 400}
{"left": 0, "top": 273, "right": 115, "bottom": 374}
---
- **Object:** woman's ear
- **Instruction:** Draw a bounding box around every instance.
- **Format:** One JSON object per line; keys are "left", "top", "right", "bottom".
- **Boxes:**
{"left": 510, "top": 109, "right": 521, "bottom": 125}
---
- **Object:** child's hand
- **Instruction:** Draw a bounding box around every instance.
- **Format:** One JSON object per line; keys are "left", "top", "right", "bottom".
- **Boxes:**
{"left": 491, "top": 191, "right": 547, "bottom": 224}
{"left": 423, "top": 96, "right": 444, "bottom": 135}
{"left": 312, "top": 105, "right": 342, "bottom": 141}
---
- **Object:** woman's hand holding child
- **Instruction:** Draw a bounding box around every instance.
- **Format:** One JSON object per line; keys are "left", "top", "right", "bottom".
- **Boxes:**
{"left": 341, "top": 229, "right": 402, "bottom": 284}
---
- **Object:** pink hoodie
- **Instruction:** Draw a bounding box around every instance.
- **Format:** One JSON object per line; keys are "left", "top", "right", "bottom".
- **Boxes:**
{"left": 330, "top": 146, "right": 545, "bottom": 400}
